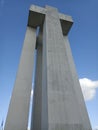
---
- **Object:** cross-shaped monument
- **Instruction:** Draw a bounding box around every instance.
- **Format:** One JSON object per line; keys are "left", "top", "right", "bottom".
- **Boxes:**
{"left": 4, "top": 5, "right": 92, "bottom": 130}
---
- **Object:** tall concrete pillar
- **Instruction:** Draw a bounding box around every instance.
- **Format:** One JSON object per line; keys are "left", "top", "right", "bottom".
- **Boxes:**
{"left": 43, "top": 6, "right": 82, "bottom": 130}
{"left": 4, "top": 27, "right": 36, "bottom": 130}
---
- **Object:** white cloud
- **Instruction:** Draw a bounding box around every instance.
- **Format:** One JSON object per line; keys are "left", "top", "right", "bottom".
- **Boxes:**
{"left": 79, "top": 78, "right": 98, "bottom": 101}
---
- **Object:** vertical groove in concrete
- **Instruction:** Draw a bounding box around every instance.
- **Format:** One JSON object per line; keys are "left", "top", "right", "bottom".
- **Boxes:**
{"left": 4, "top": 27, "right": 36, "bottom": 130}
{"left": 31, "top": 30, "right": 43, "bottom": 130}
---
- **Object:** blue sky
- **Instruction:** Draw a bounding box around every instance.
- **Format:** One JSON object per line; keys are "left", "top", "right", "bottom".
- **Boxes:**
{"left": 0, "top": 0, "right": 98, "bottom": 129}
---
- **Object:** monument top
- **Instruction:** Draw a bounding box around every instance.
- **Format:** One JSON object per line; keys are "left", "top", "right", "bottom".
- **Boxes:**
{"left": 28, "top": 5, "right": 73, "bottom": 35}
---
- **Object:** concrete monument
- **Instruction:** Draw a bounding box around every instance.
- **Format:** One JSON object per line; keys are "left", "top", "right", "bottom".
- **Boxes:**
{"left": 4, "top": 5, "right": 92, "bottom": 130}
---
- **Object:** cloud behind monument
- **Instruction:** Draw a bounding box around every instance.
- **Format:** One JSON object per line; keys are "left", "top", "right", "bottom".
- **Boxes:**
{"left": 79, "top": 78, "right": 98, "bottom": 101}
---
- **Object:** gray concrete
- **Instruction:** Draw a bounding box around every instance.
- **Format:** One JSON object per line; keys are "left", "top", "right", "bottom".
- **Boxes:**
{"left": 31, "top": 30, "right": 43, "bottom": 130}
{"left": 40, "top": 5, "right": 92, "bottom": 130}
{"left": 43, "top": 6, "right": 83, "bottom": 130}
{"left": 4, "top": 27, "right": 36, "bottom": 130}
{"left": 28, "top": 5, "right": 73, "bottom": 35}
{"left": 5, "top": 4, "right": 92, "bottom": 130}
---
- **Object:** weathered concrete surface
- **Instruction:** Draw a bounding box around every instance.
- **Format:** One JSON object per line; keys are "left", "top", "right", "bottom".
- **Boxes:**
{"left": 4, "top": 27, "right": 36, "bottom": 130}
{"left": 42, "top": 5, "right": 92, "bottom": 130}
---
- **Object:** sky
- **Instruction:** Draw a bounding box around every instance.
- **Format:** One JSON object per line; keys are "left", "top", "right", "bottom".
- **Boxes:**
{"left": 0, "top": 0, "right": 98, "bottom": 129}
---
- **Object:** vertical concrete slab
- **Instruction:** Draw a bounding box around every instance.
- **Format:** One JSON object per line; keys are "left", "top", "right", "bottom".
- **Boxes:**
{"left": 31, "top": 31, "right": 43, "bottom": 130}
{"left": 41, "top": 20, "right": 48, "bottom": 130}
{"left": 4, "top": 27, "right": 36, "bottom": 130}
{"left": 43, "top": 6, "right": 92, "bottom": 130}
